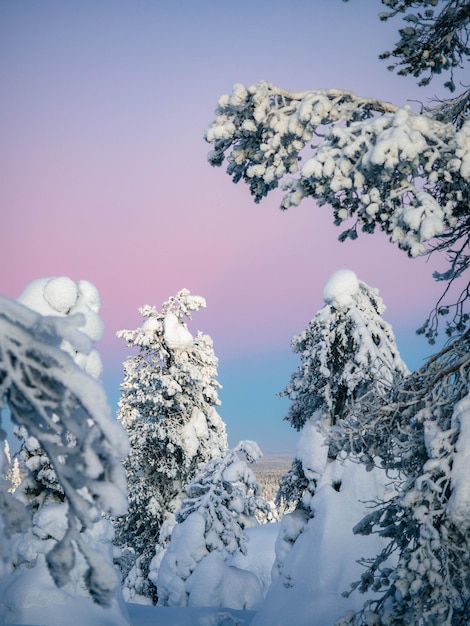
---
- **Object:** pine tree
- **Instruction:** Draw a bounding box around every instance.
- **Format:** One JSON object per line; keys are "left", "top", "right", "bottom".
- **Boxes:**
{"left": 114, "top": 289, "right": 228, "bottom": 604}
{"left": 205, "top": 1, "right": 470, "bottom": 339}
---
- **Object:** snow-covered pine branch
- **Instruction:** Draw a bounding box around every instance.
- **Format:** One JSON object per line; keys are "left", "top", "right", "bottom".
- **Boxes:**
{"left": 372, "top": 0, "right": 470, "bottom": 94}
{"left": 0, "top": 295, "right": 128, "bottom": 606}
{"left": 206, "top": 80, "right": 470, "bottom": 338}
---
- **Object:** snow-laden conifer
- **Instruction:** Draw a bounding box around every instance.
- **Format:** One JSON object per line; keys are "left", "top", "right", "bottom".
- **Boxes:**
{"left": 156, "top": 440, "right": 267, "bottom": 609}
{"left": 3, "top": 441, "right": 22, "bottom": 494}
{"left": 277, "top": 267, "right": 408, "bottom": 520}
{"left": 277, "top": 270, "right": 408, "bottom": 507}
{"left": 115, "top": 289, "right": 228, "bottom": 604}
{"left": 254, "top": 271, "right": 408, "bottom": 626}
{"left": 0, "top": 293, "right": 128, "bottom": 615}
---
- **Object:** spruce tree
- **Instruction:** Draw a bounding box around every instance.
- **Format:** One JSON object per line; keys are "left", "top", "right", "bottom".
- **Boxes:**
{"left": 277, "top": 269, "right": 409, "bottom": 512}
{"left": 254, "top": 271, "right": 408, "bottom": 626}
{"left": 156, "top": 441, "right": 267, "bottom": 608}
{"left": 114, "top": 289, "right": 228, "bottom": 603}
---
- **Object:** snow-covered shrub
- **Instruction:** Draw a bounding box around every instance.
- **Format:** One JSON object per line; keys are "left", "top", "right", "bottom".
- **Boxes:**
{"left": 156, "top": 441, "right": 267, "bottom": 609}
{"left": 114, "top": 289, "right": 228, "bottom": 604}
{"left": 0, "top": 293, "right": 128, "bottom": 614}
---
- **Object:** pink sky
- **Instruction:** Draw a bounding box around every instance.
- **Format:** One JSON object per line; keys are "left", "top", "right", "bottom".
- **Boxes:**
{"left": 0, "top": 1, "right": 452, "bottom": 451}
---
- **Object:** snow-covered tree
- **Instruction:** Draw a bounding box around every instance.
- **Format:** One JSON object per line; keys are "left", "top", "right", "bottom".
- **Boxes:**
{"left": 114, "top": 289, "right": 228, "bottom": 604}
{"left": 12, "top": 277, "right": 107, "bottom": 519}
{"left": 155, "top": 440, "right": 267, "bottom": 609}
{"left": 253, "top": 271, "right": 408, "bottom": 626}
{"left": 205, "top": 2, "right": 470, "bottom": 339}
{"left": 277, "top": 269, "right": 408, "bottom": 505}
{"left": 3, "top": 440, "right": 22, "bottom": 494}
{"left": 337, "top": 330, "right": 470, "bottom": 626}
{"left": 0, "top": 294, "right": 129, "bottom": 617}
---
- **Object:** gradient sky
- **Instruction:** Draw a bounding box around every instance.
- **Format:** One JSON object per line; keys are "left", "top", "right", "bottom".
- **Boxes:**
{"left": 1, "top": 1, "right": 453, "bottom": 452}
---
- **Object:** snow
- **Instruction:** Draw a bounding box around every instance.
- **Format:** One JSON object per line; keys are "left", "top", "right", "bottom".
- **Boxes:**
{"left": 252, "top": 460, "right": 395, "bottom": 626}
{"left": 181, "top": 409, "right": 210, "bottom": 460}
{"left": 0, "top": 604, "right": 257, "bottom": 626}
{"left": 164, "top": 311, "right": 194, "bottom": 350}
{"left": 2, "top": 514, "right": 129, "bottom": 626}
{"left": 456, "top": 120, "right": 470, "bottom": 179}
{"left": 127, "top": 603, "right": 256, "bottom": 625}
{"left": 229, "top": 523, "right": 279, "bottom": 595}
{"left": 295, "top": 415, "right": 328, "bottom": 482}
{"left": 448, "top": 393, "right": 470, "bottom": 527}
{"left": 322, "top": 269, "right": 360, "bottom": 309}
{"left": 43, "top": 276, "right": 78, "bottom": 313}
{"left": 186, "top": 552, "right": 263, "bottom": 610}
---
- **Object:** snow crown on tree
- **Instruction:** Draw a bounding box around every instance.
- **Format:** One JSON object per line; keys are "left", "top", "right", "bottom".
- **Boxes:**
{"left": 17, "top": 276, "right": 104, "bottom": 379}
{"left": 282, "top": 269, "right": 408, "bottom": 431}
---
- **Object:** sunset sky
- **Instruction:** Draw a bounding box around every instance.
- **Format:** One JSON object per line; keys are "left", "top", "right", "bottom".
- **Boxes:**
{"left": 1, "top": 1, "right": 452, "bottom": 451}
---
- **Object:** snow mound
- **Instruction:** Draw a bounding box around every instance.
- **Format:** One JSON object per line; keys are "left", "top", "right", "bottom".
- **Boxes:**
{"left": 187, "top": 551, "right": 263, "bottom": 610}
{"left": 322, "top": 269, "right": 359, "bottom": 309}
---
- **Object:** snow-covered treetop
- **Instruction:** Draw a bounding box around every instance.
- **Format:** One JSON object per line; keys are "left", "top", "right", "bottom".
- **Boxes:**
{"left": 0, "top": 295, "right": 129, "bottom": 604}
{"left": 118, "top": 288, "right": 206, "bottom": 350}
{"left": 322, "top": 269, "right": 363, "bottom": 310}
{"left": 18, "top": 276, "right": 104, "bottom": 379}
{"left": 282, "top": 270, "right": 408, "bottom": 432}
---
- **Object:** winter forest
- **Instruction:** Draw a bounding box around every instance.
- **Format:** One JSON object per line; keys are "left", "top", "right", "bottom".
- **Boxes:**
{"left": 1, "top": 1, "right": 470, "bottom": 625}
